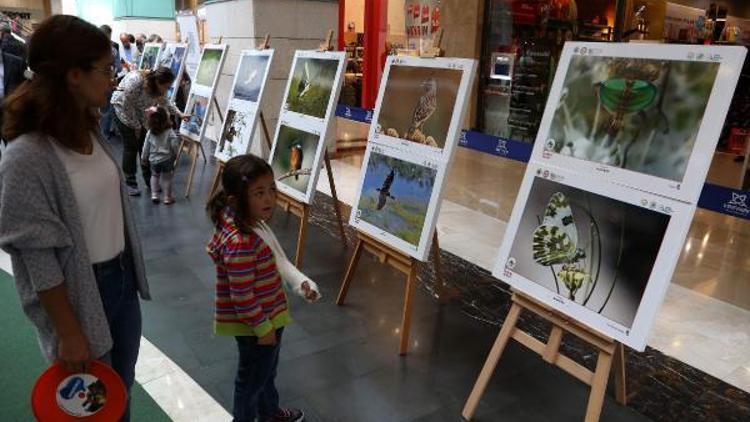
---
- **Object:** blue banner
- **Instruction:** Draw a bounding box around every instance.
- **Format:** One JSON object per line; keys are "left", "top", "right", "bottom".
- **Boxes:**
{"left": 335, "top": 105, "right": 373, "bottom": 123}
{"left": 698, "top": 183, "right": 750, "bottom": 220}
{"left": 334, "top": 105, "right": 749, "bottom": 221}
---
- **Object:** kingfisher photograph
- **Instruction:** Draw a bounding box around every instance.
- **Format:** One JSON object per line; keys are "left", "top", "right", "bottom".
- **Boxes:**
{"left": 356, "top": 152, "right": 437, "bottom": 247}
{"left": 376, "top": 64, "right": 463, "bottom": 150}
{"left": 284, "top": 56, "right": 341, "bottom": 119}
{"left": 270, "top": 125, "right": 322, "bottom": 195}
{"left": 545, "top": 55, "right": 720, "bottom": 182}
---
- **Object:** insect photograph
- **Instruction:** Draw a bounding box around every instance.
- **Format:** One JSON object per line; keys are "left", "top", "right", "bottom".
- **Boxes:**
{"left": 506, "top": 176, "right": 670, "bottom": 328}
{"left": 356, "top": 152, "right": 437, "bottom": 246}
{"left": 284, "top": 57, "right": 340, "bottom": 119}
{"left": 546, "top": 55, "right": 719, "bottom": 182}
{"left": 376, "top": 65, "right": 463, "bottom": 150}
{"left": 270, "top": 125, "right": 321, "bottom": 194}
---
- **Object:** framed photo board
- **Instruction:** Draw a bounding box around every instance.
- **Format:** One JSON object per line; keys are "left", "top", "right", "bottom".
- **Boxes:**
{"left": 179, "top": 44, "right": 228, "bottom": 143}
{"left": 215, "top": 49, "right": 275, "bottom": 163}
{"left": 268, "top": 50, "right": 346, "bottom": 204}
{"left": 349, "top": 56, "right": 477, "bottom": 261}
{"left": 159, "top": 42, "right": 188, "bottom": 102}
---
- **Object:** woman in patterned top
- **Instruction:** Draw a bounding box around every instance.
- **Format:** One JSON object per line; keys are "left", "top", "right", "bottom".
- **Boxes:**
{"left": 207, "top": 154, "right": 321, "bottom": 422}
{"left": 111, "top": 67, "right": 188, "bottom": 196}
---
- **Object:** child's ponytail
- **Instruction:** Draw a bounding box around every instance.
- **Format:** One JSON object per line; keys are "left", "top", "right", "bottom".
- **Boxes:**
{"left": 205, "top": 154, "right": 274, "bottom": 232}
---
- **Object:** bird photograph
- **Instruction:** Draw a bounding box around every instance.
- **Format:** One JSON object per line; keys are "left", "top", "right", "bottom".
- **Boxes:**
{"left": 285, "top": 57, "right": 340, "bottom": 119}
{"left": 234, "top": 54, "right": 270, "bottom": 102}
{"left": 357, "top": 152, "right": 437, "bottom": 247}
{"left": 377, "top": 65, "right": 463, "bottom": 150}
{"left": 271, "top": 125, "right": 320, "bottom": 194}
{"left": 376, "top": 170, "right": 396, "bottom": 210}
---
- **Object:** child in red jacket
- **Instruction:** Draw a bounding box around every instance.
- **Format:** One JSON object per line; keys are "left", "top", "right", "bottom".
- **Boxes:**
{"left": 206, "top": 154, "right": 320, "bottom": 422}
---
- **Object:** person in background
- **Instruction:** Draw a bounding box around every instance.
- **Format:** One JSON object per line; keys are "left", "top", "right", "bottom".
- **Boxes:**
{"left": 0, "top": 25, "right": 26, "bottom": 60}
{"left": 133, "top": 33, "right": 147, "bottom": 65}
{"left": 0, "top": 15, "right": 150, "bottom": 422}
{"left": 111, "top": 67, "right": 189, "bottom": 196}
{"left": 206, "top": 154, "right": 321, "bottom": 422}
{"left": 147, "top": 34, "right": 163, "bottom": 44}
{"left": 99, "top": 24, "right": 120, "bottom": 139}
{"left": 141, "top": 105, "right": 179, "bottom": 204}
{"left": 119, "top": 32, "right": 136, "bottom": 73}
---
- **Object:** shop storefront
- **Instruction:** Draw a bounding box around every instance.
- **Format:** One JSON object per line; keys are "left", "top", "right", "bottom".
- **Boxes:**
{"left": 328, "top": 0, "right": 750, "bottom": 411}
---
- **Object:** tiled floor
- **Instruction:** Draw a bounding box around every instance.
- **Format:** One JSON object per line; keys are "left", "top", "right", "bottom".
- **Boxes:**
{"left": 322, "top": 146, "right": 750, "bottom": 394}
{"left": 126, "top": 139, "right": 648, "bottom": 421}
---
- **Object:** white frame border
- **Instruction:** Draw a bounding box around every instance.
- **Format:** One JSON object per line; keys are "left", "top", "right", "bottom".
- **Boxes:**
{"left": 215, "top": 49, "right": 275, "bottom": 163}
{"left": 179, "top": 44, "right": 229, "bottom": 143}
{"left": 268, "top": 50, "right": 347, "bottom": 204}
{"left": 162, "top": 42, "right": 189, "bottom": 103}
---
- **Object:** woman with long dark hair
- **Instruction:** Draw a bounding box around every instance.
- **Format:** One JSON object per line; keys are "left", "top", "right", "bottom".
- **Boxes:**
{"left": 0, "top": 15, "right": 150, "bottom": 421}
{"left": 111, "top": 66, "right": 188, "bottom": 195}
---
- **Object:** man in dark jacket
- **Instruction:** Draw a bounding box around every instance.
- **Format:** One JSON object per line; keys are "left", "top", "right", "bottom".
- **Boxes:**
{"left": 0, "top": 26, "right": 26, "bottom": 60}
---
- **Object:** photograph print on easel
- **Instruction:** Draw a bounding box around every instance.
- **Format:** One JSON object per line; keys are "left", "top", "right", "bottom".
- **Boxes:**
{"left": 179, "top": 44, "right": 228, "bottom": 142}
{"left": 536, "top": 42, "right": 746, "bottom": 202}
{"left": 494, "top": 164, "right": 693, "bottom": 350}
{"left": 160, "top": 43, "right": 188, "bottom": 101}
{"left": 270, "top": 125, "right": 321, "bottom": 196}
{"left": 215, "top": 50, "right": 274, "bottom": 163}
{"left": 269, "top": 50, "right": 346, "bottom": 204}
{"left": 350, "top": 144, "right": 448, "bottom": 261}
{"left": 370, "top": 56, "right": 477, "bottom": 159}
{"left": 139, "top": 43, "right": 163, "bottom": 71}
{"left": 284, "top": 56, "right": 340, "bottom": 119}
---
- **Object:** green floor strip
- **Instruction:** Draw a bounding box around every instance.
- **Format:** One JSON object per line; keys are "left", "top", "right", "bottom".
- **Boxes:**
{"left": 0, "top": 270, "right": 172, "bottom": 421}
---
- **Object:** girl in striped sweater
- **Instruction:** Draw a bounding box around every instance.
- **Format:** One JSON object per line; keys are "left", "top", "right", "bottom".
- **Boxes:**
{"left": 206, "top": 154, "right": 320, "bottom": 422}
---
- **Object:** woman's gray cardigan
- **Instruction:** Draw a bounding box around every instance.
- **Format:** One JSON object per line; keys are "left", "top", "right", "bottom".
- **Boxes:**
{"left": 0, "top": 132, "right": 150, "bottom": 362}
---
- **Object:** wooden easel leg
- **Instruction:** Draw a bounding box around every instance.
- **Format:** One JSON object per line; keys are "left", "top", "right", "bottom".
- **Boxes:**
{"left": 462, "top": 302, "right": 522, "bottom": 420}
{"left": 175, "top": 137, "right": 186, "bottom": 167}
{"left": 209, "top": 165, "right": 222, "bottom": 198}
{"left": 199, "top": 142, "right": 207, "bottom": 162}
{"left": 259, "top": 111, "right": 273, "bottom": 151}
{"left": 612, "top": 343, "right": 627, "bottom": 405}
{"left": 294, "top": 206, "right": 309, "bottom": 268}
{"left": 336, "top": 238, "right": 363, "bottom": 305}
{"left": 185, "top": 143, "right": 198, "bottom": 198}
{"left": 584, "top": 349, "right": 614, "bottom": 422}
{"left": 324, "top": 151, "right": 348, "bottom": 247}
{"left": 399, "top": 264, "right": 418, "bottom": 356}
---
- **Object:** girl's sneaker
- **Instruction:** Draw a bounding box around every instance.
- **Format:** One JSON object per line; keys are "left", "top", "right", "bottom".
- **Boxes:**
{"left": 126, "top": 185, "right": 141, "bottom": 196}
{"left": 163, "top": 196, "right": 175, "bottom": 205}
{"left": 151, "top": 193, "right": 160, "bottom": 203}
{"left": 267, "top": 408, "right": 304, "bottom": 422}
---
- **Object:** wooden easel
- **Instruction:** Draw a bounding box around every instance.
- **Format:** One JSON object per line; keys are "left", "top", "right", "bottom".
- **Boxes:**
{"left": 270, "top": 29, "right": 348, "bottom": 267}
{"left": 336, "top": 230, "right": 453, "bottom": 355}
{"left": 335, "top": 30, "right": 457, "bottom": 356}
{"left": 462, "top": 291, "right": 627, "bottom": 422}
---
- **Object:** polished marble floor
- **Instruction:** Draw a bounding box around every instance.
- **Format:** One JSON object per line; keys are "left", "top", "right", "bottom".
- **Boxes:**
{"left": 321, "top": 146, "right": 750, "bottom": 394}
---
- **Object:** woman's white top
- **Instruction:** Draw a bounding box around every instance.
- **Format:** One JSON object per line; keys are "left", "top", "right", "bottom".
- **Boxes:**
{"left": 51, "top": 136, "right": 125, "bottom": 264}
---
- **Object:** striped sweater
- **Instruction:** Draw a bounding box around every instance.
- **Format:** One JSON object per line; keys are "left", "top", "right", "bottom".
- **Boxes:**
{"left": 207, "top": 209, "right": 319, "bottom": 337}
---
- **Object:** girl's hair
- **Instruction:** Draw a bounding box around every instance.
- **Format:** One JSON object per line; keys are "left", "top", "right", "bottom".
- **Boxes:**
{"left": 146, "top": 105, "right": 171, "bottom": 134}
{"left": 142, "top": 67, "right": 175, "bottom": 97}
{"left": 2, "top": 15, "right": 112, "bottom": 149}
{"left": 206, "top": 154, "right": 274, "bottom": 233}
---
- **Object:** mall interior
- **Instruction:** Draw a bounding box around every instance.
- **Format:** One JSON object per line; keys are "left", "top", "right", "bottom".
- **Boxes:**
{"left": 1, "top": 0, "right": 749, "bottom": 421}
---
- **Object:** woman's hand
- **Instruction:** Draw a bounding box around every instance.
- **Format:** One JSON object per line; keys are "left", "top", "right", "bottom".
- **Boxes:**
{"left": 257, "top": 330, "right": 277, "bottom": 346}
{"left": 301, "top": 281, "right": 320, "bottom": 302}
{"left": 58, "top": 330, "right": 91, "bottom": 373}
